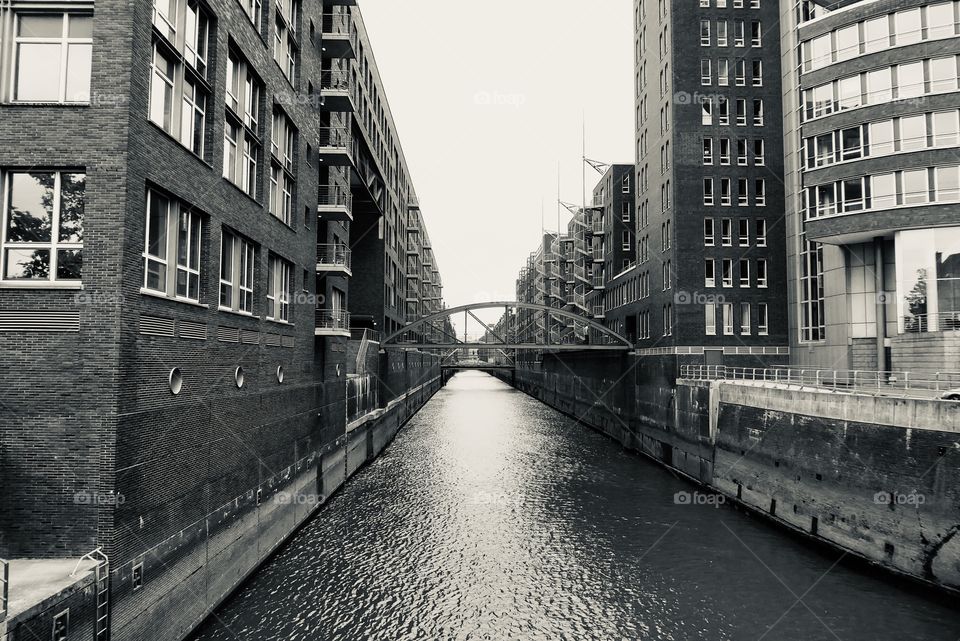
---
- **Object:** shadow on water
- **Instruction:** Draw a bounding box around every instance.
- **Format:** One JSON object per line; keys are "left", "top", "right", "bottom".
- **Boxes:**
{"left": 189, "top": 371, "right": 960, "bottom": 641}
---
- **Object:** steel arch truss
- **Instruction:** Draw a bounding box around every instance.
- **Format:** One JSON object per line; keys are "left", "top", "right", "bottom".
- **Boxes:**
{"left": 382, "top": 301, "right": 633, "bottom": 351}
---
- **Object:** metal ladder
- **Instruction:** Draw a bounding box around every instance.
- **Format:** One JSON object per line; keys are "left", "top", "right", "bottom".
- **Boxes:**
{"left": 73, "top": 548, "right": 110, "bottom": 640}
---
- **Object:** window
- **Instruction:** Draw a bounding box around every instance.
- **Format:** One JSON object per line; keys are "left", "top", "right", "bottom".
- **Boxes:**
{"left": 720, "top": 178, "right": 731, "bottom": 206}
{"left": 705, "top": 303, "right": 717, "bottom": 335}
{"left": 936, "top": 166, "right": 960, "bottom": 201}
{"left": 622, "top": 230, "right": 631, "bottom": 250}
{"left": 751, "top": 21, "right": 761, "bottom": 46}
{"left": 719, "top": 138, "right": 731, "bottom": 165}
{"left": 721, "top": 218, "right": 732, "bottom": 246}
{"left": 895, "top": 8, "right": 922, "bottom": 46}
{"left": 9, "top": 11, "right": 92, "bottom": 103}
{"left": 739, "top": 258, "right": 750, "bottom": 287}
{"left": 1, "top": 171, "right": 84, "bottom": 283}
{"left": 703, "top": 178, "right": 714, "bottom": 204}
{"left": 274, "top": 0, "right": 299, "bottom": 82}
{"left": 753, "top": 139, "right": 764, "bottom": 165}
{"left": 736, "top": 99, "right": 746, "bottom": 125}
{"left": 753, "top": 98, "right": 764, "bottom": 125}
{"left": 799, "top": 239, "right": 825, "bottom": 342}
{"left": 701, "top": 59, "right": 711, "bottom": 85}
{"left": 622, "top": 201, "right": 631, "bottom": 222}
{"left": 835, "top": 24, "right": 859, "bottom": 62}
{"left": 722, "top": 258, "right": 733, "bottom": 287}
{"left": 270, "top": 109, "right": 297, "bottom": 225}
{"left": 871, "top": 172, "right": 897, "bottom": 209}
{"left": 149, "top": 1, "right": 210, "bottom": 156}
{"left": 757, "top": 258, "right": 768, "bottom": 287}
{"left": 718, "top": 59, "right": 729, "bottom": 86}
{"left": 722, "top": 303, "right": 734, "bottom": 334}
{"left": 756, "top": 219, "right": 767, "bottom": 246}
{"left": 224, "top": 50, "right": 263, "bottom": 198}
{"left": 700, "top": 19, "right": 710, "bottom": 46}
{"left": 717, "top": 21, "right": 728, "bottom": 46}
{"left": 143, "top": 188, "right": 203, "bottom": 302}
{"left": 267, "top": 254, "right": 291, "bottom": 322}
{"left": 898, "top": 61, "right": 924, "bottom": 99}
{"left": 52, "top": 610, "right": 69, "bottom": 641}
{"left": 933, "top": 110, "right": 960, "bottom": 147}
{"left": 758, "top": 303, "right": 769, "bottom": 335}
{"left": 838, "top": 76, "right": 861, "bottom": 111}
{"left": 751, "top": 59, "right": 762, "bottom": 86}
{"left": 242, "top": 0, "right": 263, "bottom": 31}
{"left": 702, "top": 99, "right": 713, "bottom": 125}
{"left": 864, "top": 16, "right": 889, "bottom": 53}
{"left": 740, "top": 302, "right": 751, "bottom": 334}
{"left": 735, "top": 60, "right": 746, "bottom": 86}
{"left": 869, "top": 120, "right": 894, "bottom": 156}
{"left": 738, "top": 178, "right": 748, "bottom": 206}
{"left": 220, "top": 230, "right": 255, "bottom": 314}
{"left": 929, "top": 56, "right": 958, "bottom": 93}
{"left": 734, "top": 20, "right": 745, "bottom": 47}
{"left": 866, "top": 68, "right": 892, "bottom": 103}
{"left": 718, "top": 97, "right": 729, "bottom": 125}
{"left": 755, "top": 179, "right": 766, "bottom": 206}
{"left": 928, "top": 3, "right": 956, "bottom": 40}
{"left": 705, "top": 258, "right": 716, "bottom": 287}
{"left": 736, "top": 139, "right": 746, "bottom": 166}
{"left": 704, "top": 218, "right": 715, "bottom": 246}
{"left": 703, "top": 138, "right": 714, "bottom": 164}
{"left": 902, "top": 168, "right": 929, "bottom": 204}
{"left": 622, "top": 174, "right": 631, "bottom": 193}
{"left": 738, "top": 219, "right": 749, "bottom": 246}
{"left": 840, "top": 126, "right": 862, "bottom": 160}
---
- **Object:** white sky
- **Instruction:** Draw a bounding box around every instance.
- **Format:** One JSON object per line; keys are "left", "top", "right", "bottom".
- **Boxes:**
{"left": 358, "top": 0, "right": 635, "bottom": 333}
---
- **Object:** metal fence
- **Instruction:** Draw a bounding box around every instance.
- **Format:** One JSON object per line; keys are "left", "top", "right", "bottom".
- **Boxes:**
{"left": 679, "top": 365, "right": 960, "bottom": 396}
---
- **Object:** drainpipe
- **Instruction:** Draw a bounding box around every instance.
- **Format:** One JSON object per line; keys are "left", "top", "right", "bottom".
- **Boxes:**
{"left": 874, "top": 237, "right": 888, "bottom": 372}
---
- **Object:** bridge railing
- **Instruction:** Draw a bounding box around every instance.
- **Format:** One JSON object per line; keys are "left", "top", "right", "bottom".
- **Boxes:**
{"left": 679, "top": 365, "right": 960, "bottom": 398}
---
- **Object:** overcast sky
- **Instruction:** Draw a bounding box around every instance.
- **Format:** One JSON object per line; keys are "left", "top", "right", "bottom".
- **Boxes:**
{"left": 358, "top": 1, "right": 635, "bottom": 333}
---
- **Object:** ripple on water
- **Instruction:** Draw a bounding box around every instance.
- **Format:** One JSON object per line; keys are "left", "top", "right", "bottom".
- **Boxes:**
{"left": 190, "top": 372, "right": 960, "bottom": 641}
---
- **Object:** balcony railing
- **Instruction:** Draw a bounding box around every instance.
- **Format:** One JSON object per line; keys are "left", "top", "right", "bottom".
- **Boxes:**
{"left": 316, "top": 308, "right": 350, "bottom": 333}
{"left": 322, "top": 10, "right": 352, "bottom": 36}
{"left": 592, "top": 305, "right": 605, "bottom": 317}
{"left": 316, "top": 244, "right": 351, "bottom": 271}
{"left": 320, "top": 69, "right": 352, "bottom": 92}
{"left": 318, "top": 126, "right": 351, "bottom": 149}
{"left": 319, "top": 185, "right": 352, "bottom": 208}
{"left": 903, "top": 311, "right": 960, "bottom": 333}
{"left": 592, "top": 275, "right": 605, "bottom": 288}
{"left": 591, "top": 220, "right": 604, "bottom": 234}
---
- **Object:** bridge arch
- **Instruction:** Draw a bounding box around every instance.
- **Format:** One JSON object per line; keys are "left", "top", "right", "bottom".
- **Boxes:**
{"left": 381, "top": 301, "right": 633, "bottom": 351}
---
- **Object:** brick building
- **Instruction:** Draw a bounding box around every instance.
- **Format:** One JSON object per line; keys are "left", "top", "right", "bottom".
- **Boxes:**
{"left": 0, "top": 0, "right": 444, "bottom": 638}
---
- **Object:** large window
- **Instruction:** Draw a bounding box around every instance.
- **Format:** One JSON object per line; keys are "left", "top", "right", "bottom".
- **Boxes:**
{"left": 220, "top": 230, "right": 255, "bottom": 314}
{"left": 1, "top": 171, "right": 84, "bottom": 283}
{"left": 269, "top": 109, "right": 297, "bottom": 225}
{"left": 224, "top": 50, "right": 263, "bottom": 198}
{"left": 267, "top": 253, "right": 292, "bottom": 322}
{"left": 8, "top": 11, "right": 92, "bottom": 103}
{"left": 149, "top": 0, "right": 210, "bottom": 156}
{"left": 799, "top": 239, "right": 825, "bottom": 342}
{"left": 143, "top": 188, "right": 203, "bottom": 302}
{"left": 897, "top": 227, "right": 960, "bottom": 332}
{"left": 274, "top": 0, "right": 299, "bottom": 83}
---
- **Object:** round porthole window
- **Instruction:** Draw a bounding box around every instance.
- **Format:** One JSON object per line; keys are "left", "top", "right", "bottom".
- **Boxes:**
{"left": 235, "top": 366, "right": 245, "bottom": 389}
{"left": 169, "top": 368, "right": 183, "bottom": 395}
{"left": 276, "top": 366, "right": 285, "bottom": 383}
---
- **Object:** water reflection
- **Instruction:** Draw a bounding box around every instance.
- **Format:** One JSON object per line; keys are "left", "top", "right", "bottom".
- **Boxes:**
{"left": 190, "top": 372, "right": 960, "bottom": 641}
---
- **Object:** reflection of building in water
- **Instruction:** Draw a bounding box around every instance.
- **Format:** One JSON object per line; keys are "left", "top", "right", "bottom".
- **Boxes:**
{"left": 783, "top": 0, "right": 960, "bottom": 374}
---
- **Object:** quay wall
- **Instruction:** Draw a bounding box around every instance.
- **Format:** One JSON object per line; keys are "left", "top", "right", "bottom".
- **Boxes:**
{"left": 501, "top": 353, "right": 960, "bottom": 596}
{"left": 1, "top": 350, "right": 447, "bottom": 641}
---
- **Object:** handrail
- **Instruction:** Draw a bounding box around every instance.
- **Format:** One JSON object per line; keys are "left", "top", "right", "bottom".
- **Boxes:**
{"left": 318, "top": 185, "right": 352, "bottom": 208}
{"left": 316, "top": 244, "right": 351, "bottom": 269}
{"left": 902, "top": 311, "right": 960, "bottom": 333}
{"left": 71, "top": 547, "right": 108, "bottom": 578}
{"left": 318, "top": 126, "right": 351, "bottom": 148}
{"left": 316, "top": 308, "right": 350, "bottom": 330}
{"left": 320, "top": 69, "right": 351, "bottom": 91}
{"left": 679, "top": 365, "right": 960, "bottom": 396}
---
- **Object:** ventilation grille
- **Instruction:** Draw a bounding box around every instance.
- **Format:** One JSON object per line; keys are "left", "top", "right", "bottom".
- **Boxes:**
{"left": 217, "top": 326, "right": 240, "bottom": 343}
{"left": 264, "top": 333, "right": 281, "bottom": 347}
{"left": 241, "top": 329, "right": 260, "bottom": 345}
{"left": 179, "top": 320, "right": 207, "bottom": 341}
{"left": 0, "top": 310, "right": 80, "bottom": 333}
{"left": 281, "top": 335, "right": 295, "bottom": 349}
{"left": 140, "top": 315, "right": 175, "bottom": 337}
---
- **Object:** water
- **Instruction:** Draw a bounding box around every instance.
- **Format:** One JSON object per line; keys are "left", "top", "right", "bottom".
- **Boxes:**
{"left": 190, "top": 372, "right": 960, "bottom": 641}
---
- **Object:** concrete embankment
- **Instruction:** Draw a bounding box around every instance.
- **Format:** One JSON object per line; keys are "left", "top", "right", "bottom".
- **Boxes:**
{"left": 500, "top": 354, "right": 960, "bottom": 596}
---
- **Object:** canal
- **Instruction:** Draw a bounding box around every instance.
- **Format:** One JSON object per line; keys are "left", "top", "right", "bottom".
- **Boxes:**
{"left": 190, "top": 371, "right": 960, "bottom": 641}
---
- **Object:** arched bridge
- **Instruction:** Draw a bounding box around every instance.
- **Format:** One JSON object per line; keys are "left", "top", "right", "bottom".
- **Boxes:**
{"left": 381, "top": 301, "right": 633, "bottom": 370}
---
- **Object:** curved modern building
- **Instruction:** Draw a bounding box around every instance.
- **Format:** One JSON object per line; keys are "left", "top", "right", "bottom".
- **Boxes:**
{"left": 784, "top": 0, "right": 960, "bottom": 373}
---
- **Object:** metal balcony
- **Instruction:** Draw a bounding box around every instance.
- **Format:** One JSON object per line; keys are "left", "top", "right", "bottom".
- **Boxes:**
{"left": 591, "top": 221, "right": 604, "bottom": 234}
{"left": 574, "top": 264, "right": 588, "bottom": 283}
{"left": 592, "top": 275, "right": 605, "bottom": 289}
{"left": 592, "top": 244, "right": 604, "bottom": 262}
{"left": 318, "top": 185, "right": 352, "bottom": 221}
{"left": 319, "top": 70, "right": 354, "bottom": 112}
{"left": 318, "top": 126, "right": 352, "bottom": 167}
{"left": 316, "top": 244, "right": 352, "bottom": 276}
{"left": 593, "top": 305, "right": 606, "bottom": 319}
{"left": 315, "top": 309, "right": 351, "bottom": 337}
{"left": 320, "top": 12, "right": 356, "bottom": 59}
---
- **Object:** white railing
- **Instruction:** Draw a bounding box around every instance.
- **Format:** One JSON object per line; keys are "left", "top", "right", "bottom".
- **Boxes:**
{"left": 903, "top": 311, "right": 960, "bottom": 333}
{"left": 317, "top": 244, "right": 351, "bottom": 269}
{"left": 318, "top": 185, "right": 352, "bottom": 209}
{"left": 679, "top": 365, "right": 960, "bottom": 395}
{"left": 320, "top": 69, "right": 351, "bottom": 92}
{"left": 316, "top": 308, "right": 350, "bottom": 331}
{"left": 318, "top": 126, "right": 351, "bottom": 149}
